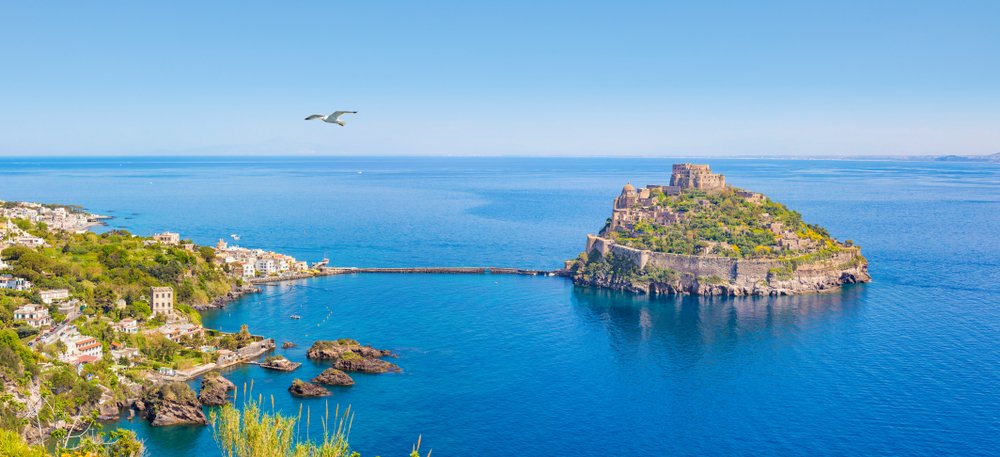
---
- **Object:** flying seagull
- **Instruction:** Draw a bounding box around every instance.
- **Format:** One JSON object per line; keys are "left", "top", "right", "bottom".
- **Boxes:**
{"left": 305, "top": 111, "right": 358, "bottom": 126}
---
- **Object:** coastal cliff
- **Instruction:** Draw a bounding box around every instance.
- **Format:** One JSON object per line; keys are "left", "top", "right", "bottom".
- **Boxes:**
{"left": 569, "top": 164, "right": 870, "bottom": 296}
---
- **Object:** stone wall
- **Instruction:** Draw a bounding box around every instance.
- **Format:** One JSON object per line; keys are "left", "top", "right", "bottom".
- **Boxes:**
{"left": 585, "top": 234, "right": 865, "bottom": 287}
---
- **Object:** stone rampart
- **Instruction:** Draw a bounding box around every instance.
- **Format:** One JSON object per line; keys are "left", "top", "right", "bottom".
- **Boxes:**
{"left": 585, "top": 234, "right": 864, "bottom": 285}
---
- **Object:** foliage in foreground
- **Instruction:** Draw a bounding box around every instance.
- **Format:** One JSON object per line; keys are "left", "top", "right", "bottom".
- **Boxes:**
{"left": 0, "top": 427, "right": 143, "bottom": 457}
{"left": 211, "top": 387, "right": 429, "bottom": 457}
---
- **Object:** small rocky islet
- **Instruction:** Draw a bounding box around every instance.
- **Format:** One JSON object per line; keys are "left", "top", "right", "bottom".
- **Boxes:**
{"left": 288, "top": 379, "right": 331, "bottom": 397}
{"left": 306, "top": 339, "right": 402, "bottom": 374}
{"left": 260, "top": 355, "right": 302, "bottom": 372}
{"left": 198, "top": 372, "right": 236, "bottom": 406}
{"left": 312, "top": 368, "right": 355, "bottom": 386}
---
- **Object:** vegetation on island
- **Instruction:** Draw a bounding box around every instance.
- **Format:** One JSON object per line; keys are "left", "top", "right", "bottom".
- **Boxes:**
{"left": 606, "top": 187, "right": 844, "bottom": 259}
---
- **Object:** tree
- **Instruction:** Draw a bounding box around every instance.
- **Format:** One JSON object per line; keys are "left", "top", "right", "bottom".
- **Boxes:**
{"left": 198, "top": 246, "right": 217, "bottom": 263}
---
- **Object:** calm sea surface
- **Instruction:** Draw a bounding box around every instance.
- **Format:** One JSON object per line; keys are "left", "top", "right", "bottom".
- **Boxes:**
{"left": 1, "top": 157, "right": 998, "bottom": 456}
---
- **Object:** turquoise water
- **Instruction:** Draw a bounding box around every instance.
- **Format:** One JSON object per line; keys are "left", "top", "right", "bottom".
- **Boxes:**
{"left": 1, "top": 157, "right": 998, "bottom": 456}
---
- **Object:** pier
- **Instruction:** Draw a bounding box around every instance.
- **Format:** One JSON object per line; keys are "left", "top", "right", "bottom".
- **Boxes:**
{"left": 249, "top": 266, "right": 569, "bottom": 284}
{"left": 321, "top": 266, "right": 566, "bottom": 276}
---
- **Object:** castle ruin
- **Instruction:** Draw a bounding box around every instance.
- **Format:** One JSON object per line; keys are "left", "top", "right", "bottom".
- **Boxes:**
{"left": 608, "top": 164, "right": 727, "bottom": 231}
{"left": 669, "top": 163, "right": 726, "bottom": 190}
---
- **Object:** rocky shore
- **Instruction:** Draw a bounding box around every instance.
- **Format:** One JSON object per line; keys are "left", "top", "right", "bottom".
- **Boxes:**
{"left": 195, "top": 285, "right": 261, "bottom": 310}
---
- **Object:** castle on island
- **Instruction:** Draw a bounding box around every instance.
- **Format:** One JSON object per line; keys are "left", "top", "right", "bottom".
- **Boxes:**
{"left": 609, "top": 163, "right": 742, "bottom": 232}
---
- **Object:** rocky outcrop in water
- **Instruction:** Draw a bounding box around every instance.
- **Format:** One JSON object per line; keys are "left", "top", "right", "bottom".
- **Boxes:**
{"left": 306, "top": 339, "right": 396, "bottom": 360}
{"left": 260, "top": 356, "right": 301, "bottom": 372}
{"left": 311, "top": 368, "right": 354, "bottom": 386}
{"left": 288, "top": 379, "right": 330, "bottom": 397}
{"left": 306, "top": 339, "right": 400, "bottom": 374}
{"left": 198, "top": 372, "right": 235, "bottom": 406}
{"left": 282, "top": 341, "right": 297, "bottom": 349}
{"left": 332, "top": 351, "right": 401, "bottom": 374}
{"left": 142, "top": 382, "right": 207, "bottom": 426}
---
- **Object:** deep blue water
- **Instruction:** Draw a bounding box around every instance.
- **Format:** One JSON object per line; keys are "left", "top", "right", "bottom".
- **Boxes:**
{"left": 1, "top": 157, "right": 998, "bottom": 456}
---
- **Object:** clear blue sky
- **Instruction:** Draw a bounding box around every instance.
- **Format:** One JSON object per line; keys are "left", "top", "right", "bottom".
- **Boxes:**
{"left": 1, "top": 1, "right": 997, "bottom": 156}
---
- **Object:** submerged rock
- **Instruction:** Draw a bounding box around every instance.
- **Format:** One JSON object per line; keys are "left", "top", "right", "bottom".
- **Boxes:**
{"left": 306, "top": 339, "right": 396, "bottom": 360}
{"left": 142, "top": 382, "right": 207, "bottom": 426}
{"left": 198, "top": 372, "right": 235, "bottom": 406}
{"left": 288, "top": 379, "right": 331, "bottom": 397}
{"left": 281, "top": 341, "right": 297, "bottom": 349}
{"left": 311, "top": 368, "right": 354, "bottom": 386}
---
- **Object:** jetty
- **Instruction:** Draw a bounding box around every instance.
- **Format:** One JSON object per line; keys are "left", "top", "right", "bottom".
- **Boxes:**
{"left": 248, "top": 266, "right": 569, "bottom": 285}
{"left": 321, "top": 266, "right": 563, "bottom": 276}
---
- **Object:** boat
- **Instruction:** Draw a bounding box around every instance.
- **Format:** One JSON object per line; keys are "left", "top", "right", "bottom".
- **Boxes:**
{"left": 230, "top": 233, "right": 240, "bottom": 241}
{"left": 289, "top": 314, "right": 301, "bottom": 319}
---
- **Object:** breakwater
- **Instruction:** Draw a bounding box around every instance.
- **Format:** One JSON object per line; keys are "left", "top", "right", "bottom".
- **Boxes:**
{"left": 248, "top": 266, "right": 567, "bottom": 286}
{"left": 321, "top": 266, "right": 566, "bottom": 276}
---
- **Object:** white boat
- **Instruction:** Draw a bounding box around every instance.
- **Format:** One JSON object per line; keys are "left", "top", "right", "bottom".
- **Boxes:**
{"left": 230, "top": 234, "right": 240, "bottom": 241}
{"left": 289, "top": 314, "right": 301, "bottom": 320}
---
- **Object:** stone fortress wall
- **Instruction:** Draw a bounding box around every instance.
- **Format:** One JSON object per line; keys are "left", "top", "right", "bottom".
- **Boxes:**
{"left": 586, "top": 234, "right": 864, "bottom": 285}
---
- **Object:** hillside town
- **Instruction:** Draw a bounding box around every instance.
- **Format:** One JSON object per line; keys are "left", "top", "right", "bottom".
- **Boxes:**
{"left": 1, "top": 200, "right": 106, "bottom": 237}
{"left": 0, "top": 201, "right": 324, "bottom": 446}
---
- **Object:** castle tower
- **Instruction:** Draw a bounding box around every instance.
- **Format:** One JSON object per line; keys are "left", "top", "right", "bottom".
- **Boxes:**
{"left": 669, "top": 164, "right": 726, "bottom": 190}
{"left": 151, "top": 286, "right": 174, "bottom": 317}
{"left": 615, "top": 182, "right": 638, "bottom": 209}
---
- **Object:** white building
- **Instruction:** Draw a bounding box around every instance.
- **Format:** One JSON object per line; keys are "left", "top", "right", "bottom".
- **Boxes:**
{"left": 0, "top": 275, "right": 32, "bottom": 291}
{"left": 151, "top": 286, "right": 174, "bottom": 317}
{"left": 114, "top": 318, "right": 139, "bottom": 334}
{"left": 152, "top": 232, "right": 180, "bottom": 245}
{"left": 154, "top": 323, "right": 204, "bottom": 343}
{"left": 231, "top": 261, "right": 255, "bottom": 279}
{"left": 70, "top": 335, "right": 103, "bottom": 359}
{"left": 14, "top": 304, "right": 51, "bottom": 328}
{"left": 54, "top": 325, "right": 102, "bottom": 362}
{"left": 254, "top": 258, "right": 276, "bottom": 276}
{"left": 39, "top": 289, "right": 70, "bottom": 304}
{"left": 12, "top": 235, "right": 46, "bottom": 248}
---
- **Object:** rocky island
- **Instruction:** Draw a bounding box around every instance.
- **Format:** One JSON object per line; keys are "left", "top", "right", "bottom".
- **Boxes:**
{"left": 568, "top": 164, "right": 870, "bottom": 296}
{"left": 307, "top": 339, "right": 401, "bottom": 374}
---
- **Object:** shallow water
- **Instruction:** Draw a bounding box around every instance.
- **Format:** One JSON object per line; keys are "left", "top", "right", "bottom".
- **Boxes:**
{"left": 1, "top": 157, "right": 998, "bottom": 456}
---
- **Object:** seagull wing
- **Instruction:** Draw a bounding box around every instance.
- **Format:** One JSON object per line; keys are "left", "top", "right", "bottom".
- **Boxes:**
{"left": 305, "top": 114, "right": 325, "bottom": 121}
{"left": 326, "top": 111, "right": 357, "bottom": 123}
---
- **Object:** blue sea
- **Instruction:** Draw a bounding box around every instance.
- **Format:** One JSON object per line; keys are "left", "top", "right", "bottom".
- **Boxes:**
{"left": 1, "top": 157, "right": 998, "bottom": 456}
